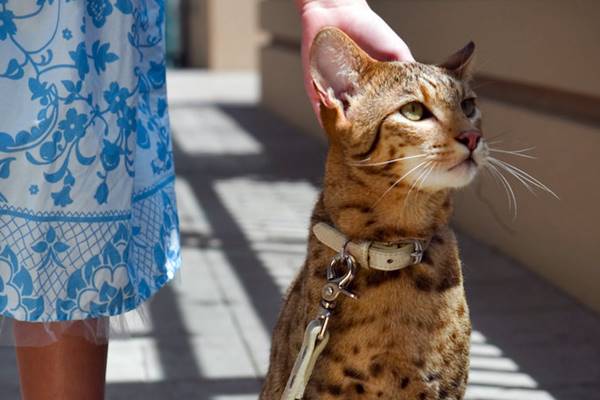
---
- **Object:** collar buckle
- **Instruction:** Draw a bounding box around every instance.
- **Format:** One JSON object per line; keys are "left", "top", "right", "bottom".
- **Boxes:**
{"left": 410, "top": 240, "right": 424, "bottom": 265}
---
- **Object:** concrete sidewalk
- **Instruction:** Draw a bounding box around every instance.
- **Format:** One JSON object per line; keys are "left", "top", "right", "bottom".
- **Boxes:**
{"left": 1, "top": 71, "right": 598, "bottom": 399}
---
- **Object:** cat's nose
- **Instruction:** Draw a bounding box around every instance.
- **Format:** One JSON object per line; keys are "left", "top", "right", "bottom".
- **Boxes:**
{"left": 456, "top": 130, "right": 482, "bottom": 152}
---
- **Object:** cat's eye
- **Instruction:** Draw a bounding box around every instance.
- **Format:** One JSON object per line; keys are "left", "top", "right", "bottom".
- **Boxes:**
{"left": 461, "top": 98, "right": 477, "bottom": 117}
{"left": 400, "top": 102, "right": 426, "bottom": 121}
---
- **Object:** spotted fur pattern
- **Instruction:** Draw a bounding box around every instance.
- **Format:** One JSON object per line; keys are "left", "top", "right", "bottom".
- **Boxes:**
{"left": 261, "top": 28, "right": 484, "bottom": 400}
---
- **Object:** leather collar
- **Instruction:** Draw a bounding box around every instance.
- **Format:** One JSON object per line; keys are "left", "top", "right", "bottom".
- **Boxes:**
{"left": 312, "top": 222, "right": 428, "bottom": 271}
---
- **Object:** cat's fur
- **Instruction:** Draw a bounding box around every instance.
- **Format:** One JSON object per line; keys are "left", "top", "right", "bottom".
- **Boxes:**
{"left": 260, "top": 27, "right": 487, "bottom": 400}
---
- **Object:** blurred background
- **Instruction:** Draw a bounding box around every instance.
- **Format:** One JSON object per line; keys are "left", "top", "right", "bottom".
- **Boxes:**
{"left": 4, "top": 1, "right": 598, "bottom": 399}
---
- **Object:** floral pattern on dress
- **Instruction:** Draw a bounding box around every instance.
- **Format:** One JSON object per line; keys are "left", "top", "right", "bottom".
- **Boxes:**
{"left": 0, "top": 0, "right": 180, "bottom": 322}
{"left": 0, "top": 246, "right": 45, "bottom": 321}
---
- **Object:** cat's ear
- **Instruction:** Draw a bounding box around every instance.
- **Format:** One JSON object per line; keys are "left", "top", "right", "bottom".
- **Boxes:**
{"left": 310, "top": 27, "right": 373, "bottom": 111}
{"left": 439, "top": 42, "right": 476, "bottom": 80}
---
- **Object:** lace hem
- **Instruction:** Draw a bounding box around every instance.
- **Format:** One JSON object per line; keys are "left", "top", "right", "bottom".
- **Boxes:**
{"left": 0, "top": 303, "right": 149, "bottom": 347}
{"left": 0, "top": 269, "right": 182, "bottom": 347}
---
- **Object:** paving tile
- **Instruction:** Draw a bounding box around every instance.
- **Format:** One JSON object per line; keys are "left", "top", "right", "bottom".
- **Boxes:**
{"left": 477, "top": 341, "right": 600, "bottom": 388}
{"left": 166, "top": 71, "right": 259, "bottom": 106}
{"left": 465, "top": 386, "right": 556, "bottom": 400}
{"left": 472, "top": 308, "right": 600, "bottom": 347}
{"left": 458, "top": 231, "right": 530, "bottom": 282}
{"left": 0, "top": 347, "right": 19, "bottom": 383}
{"left": 107, "top": 338, "right": 164, "bottom": 383}
{"left": 540, "top": 384, "right": 600, "bottom": 400}
{"left": 465, "top": 277, "right": 577, "bottom": 314}
{"left": 0, "top": 347, "right": 20, "bottom": 398}
{"left": 106, "top": 378, "right": 261, "bottom": 400}
{"left": 170, "top": 107, "right": 263, "bottom": 156}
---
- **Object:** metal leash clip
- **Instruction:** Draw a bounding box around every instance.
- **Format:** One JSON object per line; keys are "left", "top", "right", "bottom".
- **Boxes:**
{"left": 317, "top": 244, "right": 358, "bottom": 340}
{"left": 281, "top": 244, "right": 359, "bottom": 400}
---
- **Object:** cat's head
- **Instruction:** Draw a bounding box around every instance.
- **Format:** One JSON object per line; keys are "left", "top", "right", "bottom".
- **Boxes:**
{"left": 310, "top": 27, "right": 487, "bottom": 193}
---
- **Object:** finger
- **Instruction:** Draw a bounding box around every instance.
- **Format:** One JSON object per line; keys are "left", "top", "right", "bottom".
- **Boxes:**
{"left": 347, "top": 22, "right": 415, "bottom": 62}
{"left": 374, "top": 23, "right": 415, "bottom": 62}
{"left": 381, "top": 39, "right": 415, "bottom": 62}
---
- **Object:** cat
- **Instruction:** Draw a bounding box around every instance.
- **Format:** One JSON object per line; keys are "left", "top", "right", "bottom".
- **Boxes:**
{"left": 260, "top": 27, "right": 486, "bottom": 400}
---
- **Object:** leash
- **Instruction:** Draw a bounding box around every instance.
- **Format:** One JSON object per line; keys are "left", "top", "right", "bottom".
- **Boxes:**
{"left": 280, "top": 223, "right": 428, "bottom": 400}
{"left": 281, "top": 247, "right": 357, "bottom": 400}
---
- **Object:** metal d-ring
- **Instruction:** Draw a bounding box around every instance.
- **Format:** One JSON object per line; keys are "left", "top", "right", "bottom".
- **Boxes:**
{"left": 318, "top": 243, "right": 358, "bottom": 340}
{"left": 327, "top": 243, "right": 356, "bottom": 285}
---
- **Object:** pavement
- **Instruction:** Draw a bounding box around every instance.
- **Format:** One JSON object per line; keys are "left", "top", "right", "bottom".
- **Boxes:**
{"left": 1, "top": 71, "right": 599, "bottom": 399}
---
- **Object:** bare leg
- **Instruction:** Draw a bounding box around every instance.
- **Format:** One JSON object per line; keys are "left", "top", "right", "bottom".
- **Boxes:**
{"left": 14, "top": 320, "right": 108, "bottom": 400}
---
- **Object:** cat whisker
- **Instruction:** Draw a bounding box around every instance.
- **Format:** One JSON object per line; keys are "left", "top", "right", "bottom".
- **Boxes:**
{"left": 420, "top": 163, "right": 436, "bottom": 190}
{"left": 504, "top": 146, "right": 535, "bottom": 154}
{"left": 486, "top": 130, "right": 512, "bottom": 143}
{"left": 485, "top": 162, "right": 518, "bottom": 219}
{"left": 349, "top": 154, "right": 428, "bottom": 167}
{"left": 483, "top": 165, "right": 504, "bottom": 191}
{"left": 405, "top": 162, "right": 433, "bottom": 203}
{"left": 416, "top": 163, "right": 436, "bottom": 194}
{"left": 488, "top": 158, "right": 559, "bottom": 199}
{"left": 407, "top": 163, "right": 436, "bottom": 208}
{"left": 487, "top": 164, "right": 515, "bottom": 214}
{"left": 488, "top": 147, "right": 537, "bottom": 159}
{"left": 487, "top": 159, "right": 537, "bottom": 195}
{"left": 372, "top": 160, "right": 430, "bottom": 208}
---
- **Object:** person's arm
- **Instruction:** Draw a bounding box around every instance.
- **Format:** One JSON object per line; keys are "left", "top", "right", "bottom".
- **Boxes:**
{"left": 296, "top": 0, "right": 414, "bottom": 118}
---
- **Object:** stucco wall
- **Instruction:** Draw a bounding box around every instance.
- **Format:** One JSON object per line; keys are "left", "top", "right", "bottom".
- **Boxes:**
{"left": 259, "top": 0, "right": 600, "bottom": 313}
{"left": 186, "top": 0, "right": 262, "bottom": 70}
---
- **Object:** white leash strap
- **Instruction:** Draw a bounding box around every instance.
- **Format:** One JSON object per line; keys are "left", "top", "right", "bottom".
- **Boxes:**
{"left": 312, "top": 222, "right": 425, "bottom": 271}
{"left": 281, "top": 320, "right": 330, "bottom": 400}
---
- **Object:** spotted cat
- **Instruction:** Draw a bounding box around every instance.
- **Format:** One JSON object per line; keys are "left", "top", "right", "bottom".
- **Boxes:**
{"left": 260, "top": 27, "right": 486, "bottom": 400}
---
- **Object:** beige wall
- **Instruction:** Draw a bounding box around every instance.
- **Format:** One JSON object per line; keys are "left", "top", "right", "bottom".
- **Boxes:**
{"left": 259, "top": 0, "right": 600, "bottom": 312}
{"left": 187, "top": 0, "right": 262, "bottom": 70}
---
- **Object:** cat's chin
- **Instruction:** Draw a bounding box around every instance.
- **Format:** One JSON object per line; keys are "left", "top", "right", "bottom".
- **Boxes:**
{"left": 447, "top": 159, "right": 479, "bottom": 187}
{"left": 424, "top": 160, "right": 479, "bottom": 190}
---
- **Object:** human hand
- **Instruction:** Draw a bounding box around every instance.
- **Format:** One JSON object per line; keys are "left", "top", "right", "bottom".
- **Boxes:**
{"left": 297, "top": 0, "right": 414, "bottom": 120}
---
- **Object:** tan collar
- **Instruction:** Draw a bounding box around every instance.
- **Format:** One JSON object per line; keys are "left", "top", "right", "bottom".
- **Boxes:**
{"left": 312, "top": 222, "right": 427, "bottom": 271}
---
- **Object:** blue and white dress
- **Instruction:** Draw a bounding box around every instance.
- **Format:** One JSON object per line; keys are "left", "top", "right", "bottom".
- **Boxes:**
{"left": 0, "top": 0, "right": 180, "bottom": 332}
